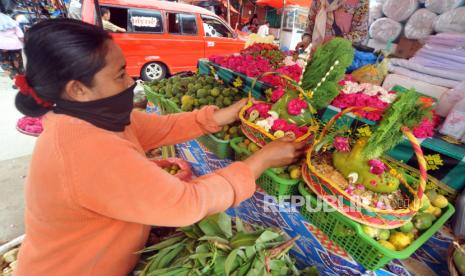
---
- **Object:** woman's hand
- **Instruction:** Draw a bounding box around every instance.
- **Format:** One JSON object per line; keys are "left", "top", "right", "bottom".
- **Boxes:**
{"left": 243, "top": 135, "right": 307, "bottom": 179}
{"left": 295, "top": 35, "right": 311, "bottom": 52}
{"left": 212, "top": 98, "right": 248, "bottom": 126}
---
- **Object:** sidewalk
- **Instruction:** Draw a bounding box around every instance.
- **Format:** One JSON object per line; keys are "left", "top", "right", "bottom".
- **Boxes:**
{"left": 0, "top": 73, "right": 35, "bottom": 244}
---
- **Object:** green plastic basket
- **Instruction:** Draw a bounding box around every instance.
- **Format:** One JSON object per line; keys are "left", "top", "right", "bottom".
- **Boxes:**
{"left": 144, "top": 85, "right": 233, "bottom": 160}
{"left": 298, "top": 182, "right": 455, "bottom": 271}
{"left": 230, "top": 137, "right": 300, "bottom": 197}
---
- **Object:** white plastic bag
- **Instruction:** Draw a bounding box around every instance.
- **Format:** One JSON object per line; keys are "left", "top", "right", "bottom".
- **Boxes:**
{"left": 369, "top": 18, "right": 403, "bottom": 43}
{"left": 434, "top": 7, "right": 465, "bottom": 33}
{"left": 369, "top": 2, "right": 384, "bottom": 25}
{"left": 405, "top": 9, "right": 438, "bottom": 40}
{"left": 383, "top": 0, "right": 419, "bottom": 22}
{"left": 425, "top": 0, "right": 465, "bottom": 14}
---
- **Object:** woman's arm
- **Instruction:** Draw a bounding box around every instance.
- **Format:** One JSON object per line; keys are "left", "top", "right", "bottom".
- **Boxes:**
{"left": 70, "top": 138, "right": 256, "bottom": 227}
{"left": 343, "top": 0, "right": 369, "bottom": 43}
{"left": 132, "top": 99, "right": 246, "bottom": 151}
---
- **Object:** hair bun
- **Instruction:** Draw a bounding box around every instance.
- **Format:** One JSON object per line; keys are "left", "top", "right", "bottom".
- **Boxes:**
{"left": 15, "top": 92, "right": 49, "bottom": 117}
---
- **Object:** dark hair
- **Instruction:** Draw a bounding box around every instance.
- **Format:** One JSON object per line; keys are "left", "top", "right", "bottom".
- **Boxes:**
{"left": 15, "top": 18, "right": 112, "bottom": 117}
{"left": 100, "top": 7, "right": 110, "bottom": 17}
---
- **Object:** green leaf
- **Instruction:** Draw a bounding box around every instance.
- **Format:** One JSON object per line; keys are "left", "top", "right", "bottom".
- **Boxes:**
{"left": 213, "top": 255, "right": 227, "bottom": 275}
{"left": 217, "top": 213, "right": 233, "bottom": 238}
{"left": 245, "top": 246, "right": 257, "bottom": 259}
{"left": 198, "top": 235, "right": 230, "bottom": 244}
{"left": 235, "top": 217, "right": 245, "bottom": 233}
{"left": 195, "top": 243, "right": 210, "bottom": 266}
{"left": 224, "top": 248, "right": 240, "bottom": 276}
{"left": 198, "top": 216, "right": 225, "bottom": 238}
{"left": 256, "top": 231, "right": 281, "bottom": 244}
{"left": 156, "top": 243, "right": 185, "bottom": 269}
{"left": 137, "top": 235, "right": 184, "bottom": 253}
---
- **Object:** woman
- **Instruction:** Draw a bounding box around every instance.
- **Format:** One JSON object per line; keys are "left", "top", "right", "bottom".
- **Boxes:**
{"left": 0, "top": 12, "right": 24, "bottom": 78}
{"left": 14, "top": 19, "right": 304, "bottom": 275}
{"left": 295, "top": 0, "right": 368, "bottom": 51}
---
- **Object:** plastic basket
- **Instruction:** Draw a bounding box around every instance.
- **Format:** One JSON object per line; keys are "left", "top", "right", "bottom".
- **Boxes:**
{"left": 144, "top": 85, "right": 233, "bottom": 160}
{"left": 230, "top": 137, "right": 300, "bottom": 196}
{"left": 298, "top": 182, "right": 455, "bottom": 271}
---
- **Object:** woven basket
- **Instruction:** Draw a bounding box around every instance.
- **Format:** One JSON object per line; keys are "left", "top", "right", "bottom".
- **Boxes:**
{"left": 239, "top": 71, "right": 318, "bottom": 147}
{"left": 302, "top": 106, "right": 427, "bottom": 229}
{"left": 448, "top": 236, "right": 465, "bottom": 276}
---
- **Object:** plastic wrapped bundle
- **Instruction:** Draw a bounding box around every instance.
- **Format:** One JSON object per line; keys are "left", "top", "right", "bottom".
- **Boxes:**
{"left": 383, "top": 0, "right": 419, "bottom": 22}
{"left": 369, "top": 2, "right": 384, "bottom": 25}
{"left": 405, "top": 9, "right": 438, "bottom": 40}
{"left": 369, "top": 18, "right": 402, "bottom": 43}
{"left": 434, "top": 7, "right": 465, "bottom": 33}
{"left": 425, "top": 0, "right": 464, "bottom": 14}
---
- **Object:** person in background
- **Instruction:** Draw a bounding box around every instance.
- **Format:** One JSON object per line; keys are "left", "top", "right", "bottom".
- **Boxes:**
{"left": 296, "top": 0, "right": 369, "bottom": 51}
{"left": 241, "top": 22, "right": 250, "bottom": 33}
{"left": 101, "top": 7, "right": 126, "bottom": 33}
{"left": 248, "top": 14, "right": 259, "bottom": 33}
{"left": 0, "top": 12, "right": 24, "bottom": 79}
{"left": 14, "top": 19, "right": 304, "bottom": 275}
{"left": 257, "top": 20, "right": 270, "bottom": 37}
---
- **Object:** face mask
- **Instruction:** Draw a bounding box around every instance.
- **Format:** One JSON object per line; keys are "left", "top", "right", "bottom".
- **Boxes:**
{"left": 54, "top": 83, "right": 136, "bottom": 132}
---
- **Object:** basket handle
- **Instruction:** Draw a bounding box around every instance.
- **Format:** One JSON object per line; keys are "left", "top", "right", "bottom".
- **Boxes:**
{"left": 314, "top": 106, "right": 426, "bottom": 209}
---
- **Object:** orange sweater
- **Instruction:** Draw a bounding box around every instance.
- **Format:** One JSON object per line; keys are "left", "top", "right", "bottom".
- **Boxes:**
{"left": 15, "top": 107, "right": 255, "bottom": 276}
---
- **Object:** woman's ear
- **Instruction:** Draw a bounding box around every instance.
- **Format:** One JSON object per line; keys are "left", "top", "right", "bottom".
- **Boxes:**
{"left": 63, "top": 80, "right": 93, "bottom": 101}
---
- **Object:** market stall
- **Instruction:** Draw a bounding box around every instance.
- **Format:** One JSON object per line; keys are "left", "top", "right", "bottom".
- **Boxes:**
{"left": 138, "top": 40, "right": 465, "bottom": 275}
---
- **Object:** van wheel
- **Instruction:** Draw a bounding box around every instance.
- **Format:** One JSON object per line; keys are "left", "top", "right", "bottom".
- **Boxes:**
{"left": 141, "top": 62, "right": 167, "bottom": 81}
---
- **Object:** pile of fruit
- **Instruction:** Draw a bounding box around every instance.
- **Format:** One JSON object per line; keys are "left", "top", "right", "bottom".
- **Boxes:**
{"left": 135, "top": 213, "right": 315, "bottom": 276}
{"left": 148, "top": 74, "right": 243, "bottom": 111}
{"left": 213, "top": 124, "right": 242, "bottom": 141}
{"left": 362, "top": 190, "right": 450, "bottom": 251}
{"left": 1, "top": 247, "right": 18, "bottom": 276}
{"left": 235, "top": 137, "right": 303, "bottom": 181}
{"left": 239, "top": 43, "right": 286, "bottom": 69}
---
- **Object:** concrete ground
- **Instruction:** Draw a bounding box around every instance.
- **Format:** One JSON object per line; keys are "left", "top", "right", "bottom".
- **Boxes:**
{"left": 0, "top": 73, "right": 36, "bottom": 245}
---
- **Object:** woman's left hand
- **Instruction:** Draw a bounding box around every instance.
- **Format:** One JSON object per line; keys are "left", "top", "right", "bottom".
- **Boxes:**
{"left": 212, "top": 98, "right": 248, "bottom": 126}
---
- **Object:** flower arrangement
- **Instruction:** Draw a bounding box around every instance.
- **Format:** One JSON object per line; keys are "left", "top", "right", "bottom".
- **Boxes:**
{"left": 240, "top": 43, "right": 286, "bottom": 68}
{"left": 209, "top": 54, "right": 272, "bottom": 78}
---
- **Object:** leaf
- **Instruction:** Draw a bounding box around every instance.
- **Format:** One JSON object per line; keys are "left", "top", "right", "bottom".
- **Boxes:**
{"left": 198, "top": 216, "right": 226, "bottom": 238}
{"left": 225, "top": 248, "right": 240, "bottom": 276}
{"left": 195, "top": 243, "right": 210, "bottom": 266}
{"left": 256, "top": 231, "right": 281, "bottom": 244}
{"left": 235, "top": 217, "right": 245, "bottom": 233}
{"left": 217, "top": 213, "right": 233, "bottom": 238}
{"left": 155, "top": 243, "right": 185, "bottom": 269}
{"left": 198, "top": 235, "right": 230, "bottom": 244}
{"left": 137, "top": 235, "right": 185, "bottom": 254}
{"left": 213, "top": 255, "right": 227, "bottom": 275}
{"left": 245, "top": 246, "right": 257, "bottom": 259}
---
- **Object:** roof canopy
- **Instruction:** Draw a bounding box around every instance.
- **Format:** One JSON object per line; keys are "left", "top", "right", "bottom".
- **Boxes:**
{"left": 256, "top": 0, "right": 311, "bottom": 9}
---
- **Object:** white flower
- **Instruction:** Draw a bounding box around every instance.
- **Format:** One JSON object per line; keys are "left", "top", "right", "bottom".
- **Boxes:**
{"left": 347, "top": 172, "right": 358, "bottom": 184}
{"left": 256, "top": 116, "right": 276, "bottom": 132}
{"left": 268, "top": 111, "right": 279, "bottom": 120}
{"left": 379, "top": 93, "right": 397, "bottom": 104}
{"left": 283, "top": 56, "right": 296, "bottom": 66}
{"left": 296, "top": 59, "right": 306, "bottom": 68}
{"left": 342, "top": 81, "right": 361, "bottom": 94}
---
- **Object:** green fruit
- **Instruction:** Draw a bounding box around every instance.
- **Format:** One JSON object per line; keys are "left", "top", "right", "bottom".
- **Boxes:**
{"left": 193, "top": 99, "right": 199, "bottom": 107}
{"left": 453, "top": 244, "right": 465, "bottom": 276}
{"left": 278, "top": 173, "right": 291, "bottom": 179}
{"left": 210, "top": 88, "right": 220, "bottom": 97}
{"left": 362, "top": 225, "right": 380, "bottom": 239}
{"left": 270, "top": 167, "right": 286, "bottom": 174}
{"left": 232, "top": 88, "right": 239, "bottom": 94}
{"left": 196, "top": 89, "right": 208, "bottom": 98}
{"left": 399, "top": 222, "right": 414, "bottom": 233}
{"left": 222, "top": 89, "right": 231, "bottom": 96}
{"left": 412, "top": 213, "right": 434, "bottom": 230}
{"left": 378, "top": 229, "right": 390, "bottom": 241}
{"left": 228, "top": 126, "right": 238, "bottom": 135}
{"left": 223, "top": 97, "right": 232, "bottom": 106}
{"left": 215, "top": 98, "right": 223, "bottom": 108}
{"left": 248, "top": 110, "right": 260, "bottom": 122}
{"left": 247, "top": 143, "right": 260, "bottom": 153}
{"left": 206, "top": 96, "right": 215, "bottom": 104}
{"left": 419, "top": 196, "right": 431, "bottom": 212}
{"left": 198, "top": 98, "right": 208, "bottom": 105}
{"left": 273, "top": 130, "right": 285, "bottom": 138}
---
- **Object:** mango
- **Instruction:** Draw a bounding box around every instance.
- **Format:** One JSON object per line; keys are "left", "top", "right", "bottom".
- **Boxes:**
{"left": 362, "top": 225, "right": 380, "bottom": 239}
{"left": 412, "top": 213, "right": 435, "bottom": 230}
{"left": 431, "top": 194, "right": 448, "bottom": 209}
{"left": 378, "top": 229, "right": 390, "bottom": 241}
{"left": 399, "top": 221, "right": 414, "bottom": 233}
{"left": 419, "top": 196, "right": 431, "bottom": 212}
{"left": 378, "top": 240, "right": 396, "bottom": 251}
{"left": 389, "top": 232, "right": 412, "bottom": 251}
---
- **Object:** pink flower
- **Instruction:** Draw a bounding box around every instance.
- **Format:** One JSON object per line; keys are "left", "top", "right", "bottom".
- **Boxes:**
{"left": 247, "top": 103, "right": 272, "bottom": 118}
{"left": 368, "top": 159, "right": 387, "bottom": 175}
{"left": 271, "top": 87, "right": 285, "bottom": 102}
{"left": 333, "top": 137, "right": 350, "bottom": 152}
{"left": 287, "top": 99, "right": 308, "bottom": 115}
{"left": 271, "top": 119, "right": 288, "bottom": 132}
{"left": 356, "top": 184, "right": 365, "bottom": 191}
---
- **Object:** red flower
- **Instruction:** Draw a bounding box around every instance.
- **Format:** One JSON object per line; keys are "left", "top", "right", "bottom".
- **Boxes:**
{"left": 287, "top": 99, "right": 308, "bottom": 115}
{"left": 271, "top": 87, "right": 285, "bottom": 102}
{"left": 271, "top": 119, "right": 288, "bottom": 132}
{"left": 368, "top": 159, "right": 387, "bottom": 175}
{"left": 333, "top": 137, "right": 350, "bottom": 152}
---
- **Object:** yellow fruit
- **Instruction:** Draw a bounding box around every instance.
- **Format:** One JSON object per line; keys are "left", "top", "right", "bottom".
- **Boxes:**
{"left": 223, "top": 134, "right": 231, "bottom": 141}
{"left": 273, "top": 130, "right": 285, "bottom": 138}
{"left": 290, "top": 167, "right": 302, "bottom": 179}
{"left": 247, "top": 143, "right": 260, "bottom": 153}
{"left": 406, "top": 232, "right": 415, "bottom": 241}
{"left": 244, "top": 139, "right": 251, "bottom": 146}
{"left": 431, "top": 206, "right": 442, "bottom": 218}
{"left": 389, "top": 232, "right": 412, "bottom": 251}
{"left": 431, "top": 194, "right": 448, "bottom": 209}
{"left": 378, "top": 240, "right": 396, "bottom": 251}
{"left": 419, "top": 196, "right": 431, "bottom": 212}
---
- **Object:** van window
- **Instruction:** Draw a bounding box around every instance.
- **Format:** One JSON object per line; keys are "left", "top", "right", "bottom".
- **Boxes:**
{"left": 100, "top": 6, "right": 128, "bottom": 31}
{"left": 201, "top": 16, "right": 233, "bottom": 38}
{"left": 128, "top": 9, "right": 163, "bottom": 33}
{"left": 168, "top": 13, "right": 197, "bottom": 35}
